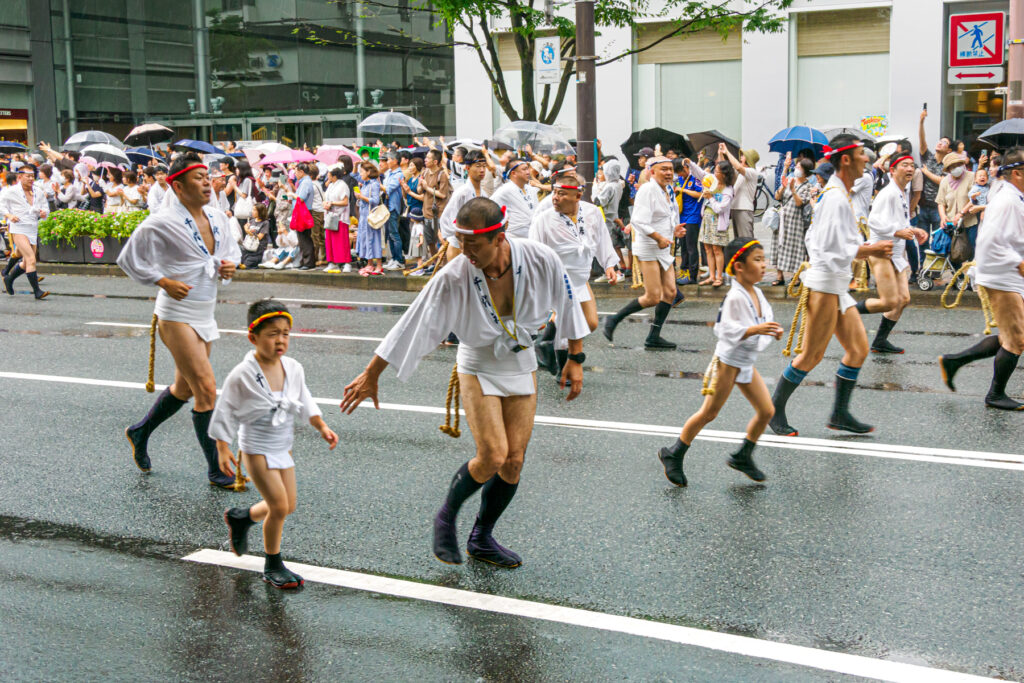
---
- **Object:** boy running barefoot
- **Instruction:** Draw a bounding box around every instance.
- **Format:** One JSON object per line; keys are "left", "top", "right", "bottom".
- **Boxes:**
{"left": 659, "top": 239, "right": 784, "bottom": 486}
{"left": 210, "top": 299, "right": 338, "bottom": 589}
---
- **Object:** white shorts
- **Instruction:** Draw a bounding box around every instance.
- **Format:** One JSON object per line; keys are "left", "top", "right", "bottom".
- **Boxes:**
{"left": 801, "top": 267, "right": 857, "bottom": 313}
{"left": 9, "top": 227, "right": 37, "bottom": 245}
{"left": 248, "top": 450, "right": 295, "bottom": 470}
{"left": 719, "top": 359, "right": 754, "bottom": 385}
{"left": 155, "top": 297, "right": 219, "bottom": 342}
{"left": 463, "top": 369, "right": 536, "bottom": 397}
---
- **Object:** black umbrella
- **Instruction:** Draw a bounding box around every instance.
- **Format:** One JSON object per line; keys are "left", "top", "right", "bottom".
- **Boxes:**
{"left": 687, "top": 130, "right": 740, "bottom": 160}
{"left": 620, "top": 127, "right": 694, "bottom": 167}
{"left": 823, "top": 127, "right": 877, "bottom": 151}
{"left": 124, "top": 123, "right": 174, "bottom": 147}
{"left": 978, "top": 119, "right": 1024, "bottom": 149}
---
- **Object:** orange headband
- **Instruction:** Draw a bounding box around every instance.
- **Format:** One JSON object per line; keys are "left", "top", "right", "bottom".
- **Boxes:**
{"left": 248, "top": 310, "right": 293, "bottom": 332}
{"left": 725, "top": 240, "right": 761, "bottom": 276}
{"left": 166, "top": 163, "right": 206, "bottom": 184}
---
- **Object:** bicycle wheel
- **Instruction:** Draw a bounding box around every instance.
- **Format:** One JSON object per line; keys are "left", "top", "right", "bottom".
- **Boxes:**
{"left": 754, "top": 186, "right": 769, "bottom": 218}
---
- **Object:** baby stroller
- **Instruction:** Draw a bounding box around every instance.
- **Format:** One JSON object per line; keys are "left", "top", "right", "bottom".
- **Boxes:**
{"left": 916, "top": 222, "right": 957, "bottom": 291}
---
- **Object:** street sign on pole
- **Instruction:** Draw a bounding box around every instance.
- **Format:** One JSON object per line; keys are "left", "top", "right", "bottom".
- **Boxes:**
{"left": 949, "top": 12, "right": 1005, "bottom": 68}
{"left": 948, "top": 67, "right": 1005, "bottom": 84}
{"left": 536, "top": 36, "right": 561, "bottom": 85}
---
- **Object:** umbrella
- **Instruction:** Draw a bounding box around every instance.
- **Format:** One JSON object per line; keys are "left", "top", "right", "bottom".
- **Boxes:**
{"left": 486, "top": 139, "right": 515, "bottom": 151}
{"left": 126, "top": 146, "right": 164, "bottom": 166}
{"left": 687, "top": 130, "right": 740, "bottom": 159}
{"left": 255, "top": 142, "right": 290, "bottom": 154}
{"left": 768, "top": 126, "right": 828, "bottom": 157}
{"left": 172, "top": 139, "right": 219, "bottom": 155}
{"left": 493, "top": 121, "right": 574, "bottom": 155}
{"left": 357, "top": 111, "right": 429, "bottom": 136}
{"left": 124, "top": 123, "right": 174, "bottom": 147}
{"left": 63, "top": 130, "right": 123, "bottom": 152}
{"left": 978, "top": 119, "right": 1024, "bottom": 149}
{"left": 0, "top": 141, "right": 28, "bottom": 153}
{"left": 823, "top": 127, "right": 877, "bottom": 151}
{"left": 256, "top": 149, "right": 316, "bottom": 166}
{"left": 80, "top": 143, "right": 131, "bottom": 167}
{"left": 620, "top": 127, "right": 694, "bottom": 166}
{"left": 316, "top": 145, "right": 362, "bottom": 166}
{"left": 79, "top": 156, "right": 98, "bottom": 169}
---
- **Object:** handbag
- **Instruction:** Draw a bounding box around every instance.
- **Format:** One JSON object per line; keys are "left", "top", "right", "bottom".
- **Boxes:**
{"left": 234, "top": 179, "right": 254, "bottom": 219}
{"left": 950, "top": 224, "right": 974, "bottom": 265}
{"left": 290, "top": 197, "right": 313, "bottom": 232}
{"left": 242, "top": 233, "right": 260, "bottom": 252}
{"left": 325, "top": 212, "right": 341, "bottom": 232}
{"left": 368, "top": 204, "right": 390, "bottom": 231}
{"left": 762, "top": 206, "right": 780, "bottom": 232}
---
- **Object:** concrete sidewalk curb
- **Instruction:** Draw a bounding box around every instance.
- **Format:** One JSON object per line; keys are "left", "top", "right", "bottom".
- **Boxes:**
{"left": 36, "top": 263, "right": 985, "bottom": 309}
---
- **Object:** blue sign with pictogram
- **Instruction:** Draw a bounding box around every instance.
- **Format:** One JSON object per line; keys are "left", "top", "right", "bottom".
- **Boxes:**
{"left": 949, "top": 12, "right": 1004, "bottom": 68}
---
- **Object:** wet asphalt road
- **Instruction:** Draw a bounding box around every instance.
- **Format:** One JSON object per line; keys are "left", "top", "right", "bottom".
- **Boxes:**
{"left": 1, "top": 274, "right": 1022, "bottom": 682}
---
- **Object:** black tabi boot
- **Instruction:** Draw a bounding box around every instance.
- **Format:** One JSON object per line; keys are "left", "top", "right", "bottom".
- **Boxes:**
{"left": 985, "top": 348, "right": 1024, "bottom": 410}
{"left": 939, "top": 335, "right": 1000, "bottom": 392}
{"left": 192, "top": 409, "right": 235, "bottom": 488}
{"left": 726, "top": 438, "right": 766, "bottom": 482}
{"left": 224, "top": 507, "right": 256, "bottom": 556}
{"left": 658, "top": 438, "right": 689, "bottom": 487}
{"left": 1, "top": 255, "right": 20, "bottom": 278}
{"left": 603, "top": 298, "right": 643, "bottom": 342}
{"left": 827, "top": 377, "right": 874, "bottom": 434}
{"left": 535, "top": 321, "right": 559, "bottom": 376}
{"left": 555, "top": 349, "right": 568, "bottom": 376}
{"left": 125, "top": 387, "right": 188, "bottom": 471}
{"left": 870, "top": 316, "right": 903, "bottom": 354}
{"left": 769, "top": 376, "right": 801, "bottom": 437}
{"left": 3, "top": 262, "right": 24, "bottom": 295}
{"left": 26, "top": 271, "right": 47, "bottom": 300}
{"left": 466, "top": 475, "right": 522, "bottom": 568}
{"left": 433, "top": 462, "right": 485, "bottom": 565}
{"left": 644, "top": 301, "right": 676, "bottom": 349}
{"left": 262, "top": 553, "right": 302, "bottom": 589}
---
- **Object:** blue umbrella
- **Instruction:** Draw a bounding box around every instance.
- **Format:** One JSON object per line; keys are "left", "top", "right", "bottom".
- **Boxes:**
{"left": 0, "top": 141, "right": 28, "bottom": 152}
{"left": 172, "top": 139, "right": 219, "bottom": 154}
{"left": 768, "top": 126, "right": 828, "bottom": 156}
{"left": 126, "top": 146, "right": 164, "bottom": 165}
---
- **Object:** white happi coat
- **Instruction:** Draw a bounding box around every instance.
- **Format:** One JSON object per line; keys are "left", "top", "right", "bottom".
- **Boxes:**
{"left": 147, "top": 182, "right": 169, "bottom": 215}
{"left": 802, "top": 174, "right": 861, "bottom": 311}
{"left": 528, "top": 204, "right": 616, "bottom": 304}
{"left": 631, "top": 179, "right": 676, "bottom": 270}
{"left": 867, "top": 179, "right": 911, "bottom": 274}
{"left": 117, "top": 193, "right": 241, "bottom": 341}
{"left": 713, "top": 280, "right": 774, "bottom": 384}
{"left": 208, "top": 351, "right": 321, "bottom": 469}
{"left": 489, "top": 181, "right": 536, "bottom": 238}
{"left": 975, "top": 181, "right": 1024, "bottom": 297}
{"left": 0, "top": 183, "right": 49, "bottom": 244}
{"left": 375, "top": 237, "right": 588, "bottom": 396}
{"left": 439, "top": 182, "right": 485, "bottom": 249}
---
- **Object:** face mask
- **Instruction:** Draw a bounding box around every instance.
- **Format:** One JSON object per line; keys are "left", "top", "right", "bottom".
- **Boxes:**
{"left": 794, "top": 168, "right": 805, "bottom": 179}
{"left": 950, "top": 166, "right": 965, "bottom": 178}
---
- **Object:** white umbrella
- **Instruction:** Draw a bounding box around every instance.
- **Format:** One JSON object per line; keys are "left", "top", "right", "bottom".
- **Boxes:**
{"left": 358, "top": 111, "right": 429, "bottom": 136}
{"left": 80, "top": 143, "right": 130, "bottom": 166}
{"left": 256, "top": 142, "right": 290, "bottom": 154}
{"left": 64, "top": 130, "right": 124, "bottom": 152}
{"left": 493, "top": 121, "right": 574, "bottom": 155}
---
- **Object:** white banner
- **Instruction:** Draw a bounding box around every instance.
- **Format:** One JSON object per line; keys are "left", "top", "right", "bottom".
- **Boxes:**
{"left": 535, "top": 37, "right": 561, "bottom": 85}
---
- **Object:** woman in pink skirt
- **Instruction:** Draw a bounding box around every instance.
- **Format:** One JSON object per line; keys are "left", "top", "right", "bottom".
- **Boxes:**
{"left": 323, "top": 165, "right": 353, "bottom": 273}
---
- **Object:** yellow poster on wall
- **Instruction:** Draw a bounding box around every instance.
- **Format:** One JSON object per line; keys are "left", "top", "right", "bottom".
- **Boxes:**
{"left": 860, "top": 115, "right": 888, "bottom": 138}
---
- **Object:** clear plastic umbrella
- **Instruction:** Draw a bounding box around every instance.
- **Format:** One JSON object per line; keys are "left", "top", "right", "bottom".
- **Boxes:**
{"left": 357, "top": 111, "right": 429, "bottom": 136}
{"left": 493, "top": 121, "right": 574, "bottom": 155}
{"left": 63, "top": 130, "right": 124, "bottom": 152}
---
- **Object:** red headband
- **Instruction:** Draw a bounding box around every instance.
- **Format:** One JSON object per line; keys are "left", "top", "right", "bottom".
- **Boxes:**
{"left": 166, "top": 163, "right": 206, "bottom": 184}
{"left": 453, "top": 206, "right": 506, "bottom": 235}
{"left": 889, "top": 155, "right": 913, "bottom": 169}
{"left": 822, "top": 143, "right": 863, "bottom": 159}
{"left": 554, "top": 184, "right": 582, "bottom": 191}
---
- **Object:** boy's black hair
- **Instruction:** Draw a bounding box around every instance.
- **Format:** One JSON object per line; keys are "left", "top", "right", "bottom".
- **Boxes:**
{"left": 724, "top": 237, "right": 763, "bottom": 272}
{"left": 247, "top": 298, "right": 292, "bottom": 333}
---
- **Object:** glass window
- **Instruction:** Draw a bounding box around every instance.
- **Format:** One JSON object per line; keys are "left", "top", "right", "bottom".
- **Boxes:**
{"left": 659, "top": 60, "right": 742, "bottom": 140}
{"left": 796, "top": 53, "right": 890, "bottom": 128}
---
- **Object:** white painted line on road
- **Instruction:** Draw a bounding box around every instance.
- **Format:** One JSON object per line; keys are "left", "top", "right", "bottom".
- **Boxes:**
{"left": 267, "top": 296, "right": 647, "bottom": 318}
{"left": 84, "top": 321, "right": 384, "bottom": 343}
{"left": 182, "top": 548, "right": 996, "bottom": 683}
{"left": 3, "top": 369, "right": 1022, "bottom": 472}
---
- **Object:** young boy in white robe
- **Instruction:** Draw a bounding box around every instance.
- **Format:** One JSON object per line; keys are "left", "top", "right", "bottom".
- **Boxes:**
{"left": 658, "top": 239, "right": 783, "bottom": 486}
{"left": 211, "top": 300, "right": 339, "bottom": 589}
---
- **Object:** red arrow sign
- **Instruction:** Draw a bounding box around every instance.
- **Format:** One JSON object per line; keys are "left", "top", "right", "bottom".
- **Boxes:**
{"left": 956, "top": 71, "right": 995, "bottom": 79}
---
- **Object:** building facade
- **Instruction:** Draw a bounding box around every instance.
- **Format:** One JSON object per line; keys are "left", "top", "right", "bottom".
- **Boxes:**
{"left": 0, "top": 0, "right": 456, "bottom": 147}
{"left": 454, "top": 0, "right": 1011, "bottom": 165}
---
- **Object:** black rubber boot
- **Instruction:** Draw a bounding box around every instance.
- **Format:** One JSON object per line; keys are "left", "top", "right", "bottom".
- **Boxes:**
{"left": 3, "top": 262, "right": 24, "bottom": 295}
{"left": 433, "top": 506, "right": 462, "bottom": 564}
{"left": 603, "top": 298, "right": 643, "bottom": 342}
{"left": 262, "top": 553, "right": 301, "bottom": 589}
{"left": 644, "top": 301, "right": 676, "bottom": 349}
{"left": 536, "top": 321, "right": 559, "bottom": 376}
{"left": 726, "top": 438, "right": 766, "bottom": 482}
{"left": 985, "top": 348, "right": 1024, "bottom": 411}
{"left": 1, "top": 255, "right": 20, "bottom": 278}
{"left": 870, "top": 316, "right": 903, "bottom": 354}
{"left": 940, "top": 335, "right": 1000, "bottom": 392}
{"left": 467, "top": 521, "right": 523, "bottom": 568}
{"left": 769, "top": 376, "right": 800, "bottom": 436}
{"left": 224, "top": 507, "right": 255, "bottom": 556}
{"left": 125, "top": 387, "right": 188, "bottom": 472}
{"left": 827, "top": 376, "right": 874, "bottom": 434}
{"left": 657, "top": 439, "right": 688, "bottom": 487}
{"left": 26, "top": 271, "right": 47, "bottom": 300}
{"left": 192, "top": 409, "right": 235, "bottom": 488}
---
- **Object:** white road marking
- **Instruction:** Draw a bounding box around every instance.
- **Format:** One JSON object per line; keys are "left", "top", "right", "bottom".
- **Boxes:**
{"left": 257, "top": 296, "right": 646, "bottom": 318}
{"left": 182, "top": 548, "right": 996, "bottom": 683}
{"left": 2, "top": 370, "right": 1021, "bottom": 471}
{"left": 84, "top": 321, "right": 384, "bottom": 343}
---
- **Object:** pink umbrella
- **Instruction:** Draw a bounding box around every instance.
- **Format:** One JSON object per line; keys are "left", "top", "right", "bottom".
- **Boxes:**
{"left": 80, "top": 155, "right": 98, "bottom": 169}
{"left": 256, "top": 149, "right": 316, "bottom": 166}
{"left": 316, "top": 145, "right": 361, "bottom": 166}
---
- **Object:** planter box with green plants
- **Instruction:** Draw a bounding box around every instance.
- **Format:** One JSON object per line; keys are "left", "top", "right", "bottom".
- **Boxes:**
{"left": 37, "top": 209, "right": 148, "bottom": 264}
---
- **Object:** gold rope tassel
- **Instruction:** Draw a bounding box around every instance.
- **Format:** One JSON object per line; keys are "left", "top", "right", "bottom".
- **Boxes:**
{"left": 145, "top": 314, "right": 158, "bottom": 393}
{"left": 942, "top": 261, "right": 998, "bottom": 334}
{"left": 783, "top": 262, "right": 811, "bottom": 357}
{"left": 403, "top": 243, "right": 445, "bottom": 276}
{"left": 701, "top": 356, "right": 721, "bottom": 396}
{"left": 631, "top": 253, "right": 644, "bottom": 289}
{"left": 232, "top": 451, "right": 250, "bottom": 492}
{"left": 439, "top": 363, "right": 461, "bottom": 438}
{"left": 854, "top": 259, "right": 869, "bottom": 293}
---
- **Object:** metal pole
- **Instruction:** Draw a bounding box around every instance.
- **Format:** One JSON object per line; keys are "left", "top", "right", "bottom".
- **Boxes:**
{"left": 575, "top": 0, "right": 597, "bottom": 193}
{"left": 1010, "top": 0, "right": 1024, "bottom": 118}
{"left": 355, "top": 3, "right": 367, "bottom": 108}
{"left": 61, "top": 0, "right": 76, "bottom": 135}
{"left": 193, "top": 0, "right": 209, "bottom": 114}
